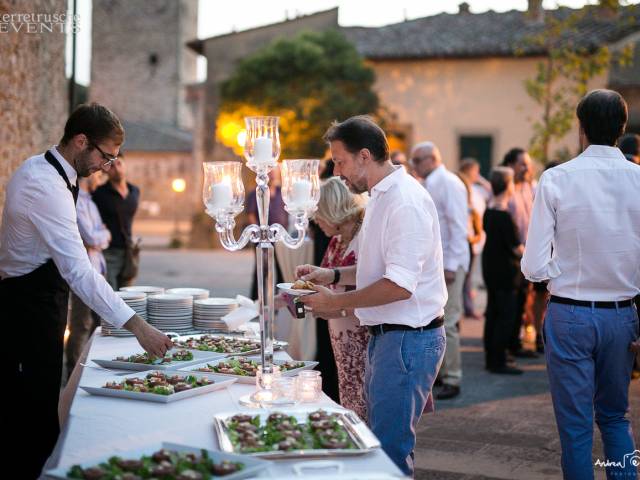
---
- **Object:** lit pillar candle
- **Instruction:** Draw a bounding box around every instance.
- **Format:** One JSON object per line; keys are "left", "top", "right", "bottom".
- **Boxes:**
{"left": 210, "top": 179, "right": 233, "bottom": 210}
{"left": 291, "top": 179, "right": 312, "bottom": 207}
{"left": 253, "top": 136, "right": 273, "bottom": 164}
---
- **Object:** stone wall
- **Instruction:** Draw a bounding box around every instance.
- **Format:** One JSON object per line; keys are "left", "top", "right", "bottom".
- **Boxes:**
{"left": 90, "top": 0, "right": 198, "bottom": 129}
{"left": 0, "top": 0, "right": 68, "bottom": 216}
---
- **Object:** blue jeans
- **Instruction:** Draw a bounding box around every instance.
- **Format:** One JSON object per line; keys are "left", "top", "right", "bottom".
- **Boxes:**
{"left": 365, "top": 326, "right": 446, "bottom": 476}
{"left": 544, "top": 301, "right": 639, "bottom": 480}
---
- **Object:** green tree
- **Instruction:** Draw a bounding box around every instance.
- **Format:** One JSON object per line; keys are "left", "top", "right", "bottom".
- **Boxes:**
{"left": 520, "top": 3, "right": 636, "bottom": 164}
{"left": 219, "top": 29, "right": 380, "bottom": 158}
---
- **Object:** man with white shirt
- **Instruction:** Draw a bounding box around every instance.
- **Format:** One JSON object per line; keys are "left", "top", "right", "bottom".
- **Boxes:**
{"left": 411, "top": 142, "right": 469, "bottom": 400}
{"left": 522, "top": 89, "right": 639, "bottom": 480}
{"left": 298, "top": 116, "right": 447, "bottom": 476}
{"left": 0, "top": 103, "right": 172, "bottom": 478}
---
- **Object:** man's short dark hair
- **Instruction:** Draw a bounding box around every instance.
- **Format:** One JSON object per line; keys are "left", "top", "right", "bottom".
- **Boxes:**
{"left": 576, "top": 89, "right": 627, "bottom": 146}
{"left": 60, "top": 103, "right": 124, "bottom": 146}
{"left": 502, "top": 148, "right": 525, "bottom": 167}
{"left": 323, "top": 115, "right": 389, "bottom": 163}
{"left": 489, "top": 166, "right": 513, "bottom": 196}
{"left": 618, "top": 133, "right": 639, "bottom": 157}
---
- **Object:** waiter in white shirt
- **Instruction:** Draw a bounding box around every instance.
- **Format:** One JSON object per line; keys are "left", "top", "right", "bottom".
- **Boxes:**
{"left": 297, "top": 116, "right": 447, "bottom": 476}
{"left": 522, "top": 90, "right": 639, "bottom": 480}
{"left": 0, "top": 103, "right": 172, "bottom": 478}
{"left": 411, "top": 141, "right": 470, "bottom": 400}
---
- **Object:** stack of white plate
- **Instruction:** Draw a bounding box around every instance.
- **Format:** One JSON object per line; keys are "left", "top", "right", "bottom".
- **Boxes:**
{"left": 120, "top": 285, "right": 165, "bottom": 296}
{"left": 166, "top": 287, "right": 210, "bottom": 301}
{"left": 193, "top": 297, "right": 239, "bottom": 331}
{"left": 102, "top": 291, "right": 147, "bottom": 337}
{"left": 147, "top": 294, "right": 193, "bottom": 333}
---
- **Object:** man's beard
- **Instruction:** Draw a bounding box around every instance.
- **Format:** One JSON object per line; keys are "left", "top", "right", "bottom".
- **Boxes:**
{"left": 342, "top": 176, "right": 367, "bottom": 194}
{"left": 74, "top": 147, "right": 94, "bottom": 177}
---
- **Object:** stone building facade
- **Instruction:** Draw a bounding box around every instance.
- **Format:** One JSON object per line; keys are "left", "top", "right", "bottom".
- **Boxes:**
{"left": 191, "top": 5, "right": 639, "bottom": 178}
{"left": 0, "top": 0, "right": 68, "bottom": 216}
{"left": 90, "top": 0, "right": 199, "bottom": 234}
{"left": 91, "top": 0, "right": 197, "bottom": 130}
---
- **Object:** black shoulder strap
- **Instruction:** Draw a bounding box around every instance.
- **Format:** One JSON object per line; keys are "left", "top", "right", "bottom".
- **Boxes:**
{"left": 44, "top": 150, "right": 79, "bottom": 204}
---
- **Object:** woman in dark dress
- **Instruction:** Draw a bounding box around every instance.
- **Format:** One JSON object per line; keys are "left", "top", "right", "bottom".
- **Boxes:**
{"left": 482, "top": 167, "right": 525, "bottom": 374}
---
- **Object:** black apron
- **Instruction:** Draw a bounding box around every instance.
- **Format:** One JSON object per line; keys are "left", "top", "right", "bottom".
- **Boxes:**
{"left": 3, "top": 150, "right": 78, "bottom": 479}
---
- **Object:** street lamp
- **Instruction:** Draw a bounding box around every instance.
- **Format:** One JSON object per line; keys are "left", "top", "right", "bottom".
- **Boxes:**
{"left": 171, "top": 178, "right": 186, "bottom": 246}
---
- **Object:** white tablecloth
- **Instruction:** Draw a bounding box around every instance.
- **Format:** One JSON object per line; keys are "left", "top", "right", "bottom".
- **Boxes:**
{"left": 44, "top": 330, "right": 402, "bottom": 478}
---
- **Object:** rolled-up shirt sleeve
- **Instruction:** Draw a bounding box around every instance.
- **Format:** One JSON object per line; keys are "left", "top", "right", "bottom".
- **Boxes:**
{"left": 521, "top": 172, "right": 561, "bottom": 282}
{"left": 383, "top": 205, "right": 433, "bottom": 294}
{"left": 28, "top": 184, "right": 134, "bottom": 328}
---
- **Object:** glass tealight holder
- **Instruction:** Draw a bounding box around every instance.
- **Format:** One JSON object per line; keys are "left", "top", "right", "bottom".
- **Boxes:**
{"left": 243, "top": 116, "right": 280, "bottom": 173}
{"left": 267, "top": 376, "right": 298, "bottom": 406}
{"left": 256, "top": 364, "right": 281, "bottom": 390}
{"left": 202, "top": 161, "right": 245, "bottom": 220}
{"left": 296, "top": 370, "right": 322, "bottom": 403}
{"left": 280, "top": 159, "right": 320, "bottom": 215}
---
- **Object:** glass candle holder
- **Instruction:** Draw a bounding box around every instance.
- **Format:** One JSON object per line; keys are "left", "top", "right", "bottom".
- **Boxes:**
{"left": 269, "top": 376, "right": 298, "bottom": 406}
{"left": 280, "top": 159, "right": 321, "bottom": 215}
{"left": 296, "top": 370, "right": 322, "bottom": 403}
{"left": 243, "top": 116, "right": 280, "bottom": 172}
{"left": 256, "top": 364, "right": 281, "bottom": 391}
{"left": 202, "top": 161, "right": 245, "bottom": 220}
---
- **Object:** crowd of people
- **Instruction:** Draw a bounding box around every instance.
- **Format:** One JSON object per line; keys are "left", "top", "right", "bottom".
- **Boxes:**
{"left": 2, "top": 91, "right": 639, "bottom": 479}
{"left": 294, "top": 90, "right": 639, "bottom": 478}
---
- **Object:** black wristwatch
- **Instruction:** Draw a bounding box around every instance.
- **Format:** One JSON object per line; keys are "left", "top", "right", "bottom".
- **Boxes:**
{"left": 331, "top": 268, "right": 341, "bottom": 285}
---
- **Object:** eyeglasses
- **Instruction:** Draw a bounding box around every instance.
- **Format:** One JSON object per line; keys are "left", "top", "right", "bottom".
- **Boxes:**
{"left": 90, "top": 142, "right": 119, "bottom": 168}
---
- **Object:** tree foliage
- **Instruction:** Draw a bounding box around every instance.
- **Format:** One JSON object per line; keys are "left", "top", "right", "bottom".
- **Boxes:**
{"left": 520, "top": 3, "right": 636, "bottom": 163}
{"left": 218, "top": 29, "right": 380, "bottom": 158}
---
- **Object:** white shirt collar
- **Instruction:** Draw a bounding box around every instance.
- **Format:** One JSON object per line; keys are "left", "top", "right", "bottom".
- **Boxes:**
{"left": 370, "top": 165, "right": 404, "bottom": 197}
{"left": 580, "top": 144, "right": 627, "bottom": 161}
{"left": 427, "top": 163, "right": 446, "bottom": 180}
{"left": 51, "top": 146, "right": 78, "bottom": 187}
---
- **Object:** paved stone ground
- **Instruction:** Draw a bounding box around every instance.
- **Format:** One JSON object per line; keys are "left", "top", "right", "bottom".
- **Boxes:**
{"left": 136, "top": 249, "right": 640, "bottom": 479}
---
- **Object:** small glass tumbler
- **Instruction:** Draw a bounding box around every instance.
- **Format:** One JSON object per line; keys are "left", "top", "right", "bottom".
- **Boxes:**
{"left": 296, "top": 370, "right": 322, "bottom": 403}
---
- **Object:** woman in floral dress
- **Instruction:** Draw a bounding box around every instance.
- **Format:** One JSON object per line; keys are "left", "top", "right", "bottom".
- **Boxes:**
{"left": 314, "top": 177, "right": 369, "bottom": 421}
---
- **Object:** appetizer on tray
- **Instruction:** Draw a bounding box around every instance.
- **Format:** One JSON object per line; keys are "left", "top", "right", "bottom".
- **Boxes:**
{"left": 44, "top": 442, "right": 269, "bottom": 480}
{"left": 80, "top": 371, "right": 237, "bottom": 403}
{"left": 214, "top": 408, "right": 380, "bottom": 458}
{"left": 183, "top": 357, "right": 318, "bottom": 384}
{"left": 92, "top": 349, "right": 218, "bottom": 372}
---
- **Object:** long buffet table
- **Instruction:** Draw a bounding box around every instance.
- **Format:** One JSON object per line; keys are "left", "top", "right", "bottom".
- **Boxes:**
{"left": 43, "top": 330, "right": 404, "bottom": 479}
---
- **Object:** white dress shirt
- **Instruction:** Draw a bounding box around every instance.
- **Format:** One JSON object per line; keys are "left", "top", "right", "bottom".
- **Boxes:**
{"left": 355, "top": 166, "right": 448, "bottom": 327}
{"left": 0, "top": 147, "right": 135, "bottom": 327}
{"left": 424, "top": 164, "right": 470, "bottom": 272}
{"left": 76, "top": 188, "right": 110, "bottom": 275}
{"left": 522, "top": 145, "right": 640, "bottom": 301}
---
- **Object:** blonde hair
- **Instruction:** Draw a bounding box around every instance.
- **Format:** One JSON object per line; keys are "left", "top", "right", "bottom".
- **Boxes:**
{"left": 316, "top": 177, "right": 366, "bottom": 226}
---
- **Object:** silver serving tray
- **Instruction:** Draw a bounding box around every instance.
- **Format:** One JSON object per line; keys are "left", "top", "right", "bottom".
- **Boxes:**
{"left": 80, "top": 370, "right": 237, "bottom": 403}
{"left": 170, "top": 333, "right": 289, "bottom": 357}
{"left": 92, "top": 348, "right": 221, "bottom": 372}
{"left": 214, "top": 406, "right": 380, "bottom": 459}
{"left": 43, "top": 441, "right": 270, "bottom": 479}
{"left": 179, "top": 356, "right": 319, "bottom": 384}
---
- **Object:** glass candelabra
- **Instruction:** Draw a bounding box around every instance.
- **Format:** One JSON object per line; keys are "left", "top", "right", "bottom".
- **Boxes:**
{"left": 203, "top": 116, "right": 320, "bottom": 405}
